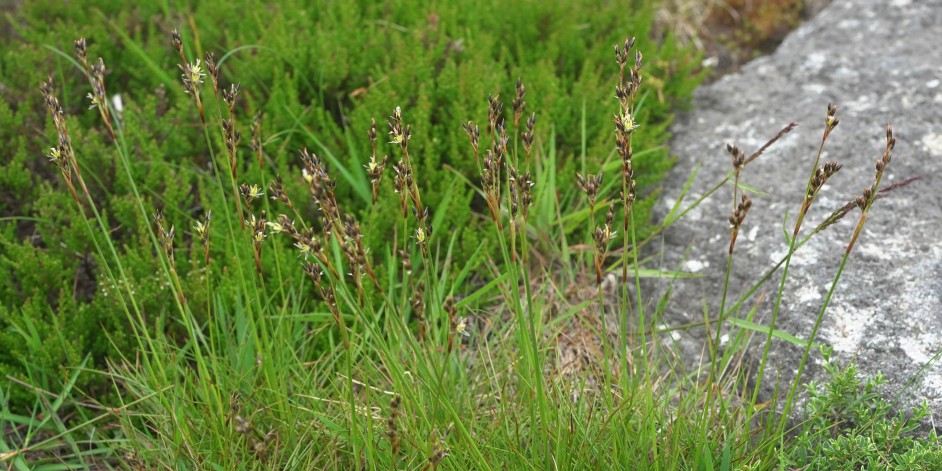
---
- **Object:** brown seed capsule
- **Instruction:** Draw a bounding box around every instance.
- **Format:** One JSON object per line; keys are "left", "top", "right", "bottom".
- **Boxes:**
{"left": 826, "top": 103, "right": 840, "bottom": 129}
{"left": 74, "top": 37, "right": 88, "bottom": 69}
{"left": 171, "top": 29, "right": 183, "bottom": 56}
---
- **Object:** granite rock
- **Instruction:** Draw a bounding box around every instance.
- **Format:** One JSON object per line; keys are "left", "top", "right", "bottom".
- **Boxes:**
{"left": 657, "top": 0, "right": 942, "bottom": 421}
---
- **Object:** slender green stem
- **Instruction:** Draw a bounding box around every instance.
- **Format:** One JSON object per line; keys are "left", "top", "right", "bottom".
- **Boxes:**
{"left": 711, "top": 253, "right": 735, "bottom": 382}
{"left": 777, "top": 254, "right": 848, "bottom": 435}
{"left": 621, "top": 212, "right": 647, "bottom": 380}
{"left": 752, "top": 127, "right": 830, "bottom": 410}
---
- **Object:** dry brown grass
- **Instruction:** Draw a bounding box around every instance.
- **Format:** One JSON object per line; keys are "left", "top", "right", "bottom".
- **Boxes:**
{"left": 655, "top": 0, "right": 833, "bottom": 78}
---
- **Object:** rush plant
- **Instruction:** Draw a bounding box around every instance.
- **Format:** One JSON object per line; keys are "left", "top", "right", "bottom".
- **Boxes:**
{"left": 0, "top": 4, "right": 924, "bottom": 470}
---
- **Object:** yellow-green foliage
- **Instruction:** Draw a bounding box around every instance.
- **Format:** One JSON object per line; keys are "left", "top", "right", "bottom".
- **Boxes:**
{"left": 787, "top": 361, "right": 942, "bottom": 470}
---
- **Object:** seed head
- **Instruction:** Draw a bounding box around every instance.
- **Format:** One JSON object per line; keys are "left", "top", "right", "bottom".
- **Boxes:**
{"left": 74, "top": 37, "right": 88, "bottom": 68}
{"left": 241, "top": 183, "right": 264, "bottom": 201}
{"left": 456, "top": 317, "right": 470, "bottom": 337}
{"left": 576, "top": 172, "right": 603, "bottom": 211}
{"left": 265, "top": 221, "right": 284, "bottom": 234}
{"left": 445, "top": 296, "right": 460, "bottom": 353}
{"left": 614, "top": 36, "right": 635, "bottom": 69}
{"left": 204, "top": 51, "right": 219, "bottom": 93}
{"left": 487, "top": 94, "right": 504, "bottom": 132}
{"left": 295, "top": 240, "right": 316, "bottom": 260}
{"left": 387, "top": 106, "right": 411, "bottom": 149}
{"left": 808, "top": 160, "right": 842, "bottom": 200}
{"left": 463, "top": 121, "right": 480, "bottom": 153}
{"left": 193, "top": 212, "right": 211, "bottom": 241}
{"left": 410, "top": 279, "right": 426, "bottom": 339}
{"left": 222, "top": 83, "right": 241, "bottom": 109}
{"left": 728, "top": 192, "right": 752, "bottom": 229}
{"left": 826, "top": 103, "right": 840, "bottom": 130}
{"left": 522, "top": 113, "right": 536, "bottom": 155}
{"left": 592, "top": 202, "right": 617, "bottom": 285}
{"left": 182, "top": 59, "right": 205, "bottom": 89}
{"left": 368, "top": 118, "right": 378, "bottom": 143}
{"left": 170, "top": 29, "right": 183, "bottom": 56}
{"left": 512, "top": 78, "right": 526, "bottom": 128}
{"left": 387, "top": 395, "right": 402, "bottom": 459}
{"left": 615, "top": 110, "right": 640, "bottom": 135}
{"left": 727, "top": 142, "right": 745, "bottom": 169}
{"left": 728, "top": 192, "right": 752, "bottom": 254}
{"left": 414, "top": 226, "right": 427, "bottom": 244}
{"left": 153, "top": 211, "right": 176, "bottom": 267}
{"left": 47, "top": 147, "right": 65, "bottom": 166}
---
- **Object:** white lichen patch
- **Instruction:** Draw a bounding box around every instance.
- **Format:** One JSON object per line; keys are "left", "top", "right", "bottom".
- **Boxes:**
{"left": 804, "top": 83, "right": 827, "bottom": 95}
{"left": 795, "top": 283, "right": 822, "bottom": 304}
{"left": 919, "top": 373, "right": 942, "bottom": 400}
{"left": 662, "top": 197, "right": 676, "bottom": 211}
{"left": 858, "top": 242, "right": 895, "bottom": 261}
{"left": 747, "top": 225, "right": 759, "bottom": 242}
{"left": 769, "top": 246, "right": 820, "bottom": 266}
{"left": 823, "top": 304, "right": 872, "bottom": 354}
{"left": 922, "top": 133, "right": 942, "bottom": 157}
{"left": 802, "top": 52, "right": 828, "bottom": 74}
{"left": 656, "top": 324, "right": 681, "bottom": 341}
{"left": 895, "top": 263, "right": 942, "bottom": 365}
{"left": 845, "top": 93, "right": 873, "bottom": 112}
{"left": 898, "top": 333, "right": 939, "bottom": 364}
{"left": 683, "top": 259, "right": 709, "bottom": 273}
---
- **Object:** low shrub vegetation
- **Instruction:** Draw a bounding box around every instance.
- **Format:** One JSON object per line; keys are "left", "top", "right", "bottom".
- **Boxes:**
{"left": 0, "top": 0, "right": 698, "bottom": 408}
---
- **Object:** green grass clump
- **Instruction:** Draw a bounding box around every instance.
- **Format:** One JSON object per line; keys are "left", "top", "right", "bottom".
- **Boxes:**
{"left": 1, "top": 2, "right": 931, "bottom": 470}
{"left": 0, "top": 0, "right": 700, "bottom": 406}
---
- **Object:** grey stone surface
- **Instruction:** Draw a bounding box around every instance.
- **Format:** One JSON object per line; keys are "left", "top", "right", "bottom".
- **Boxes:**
{"left": 657, "top": 0, "right": 942, "bottom": 421}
